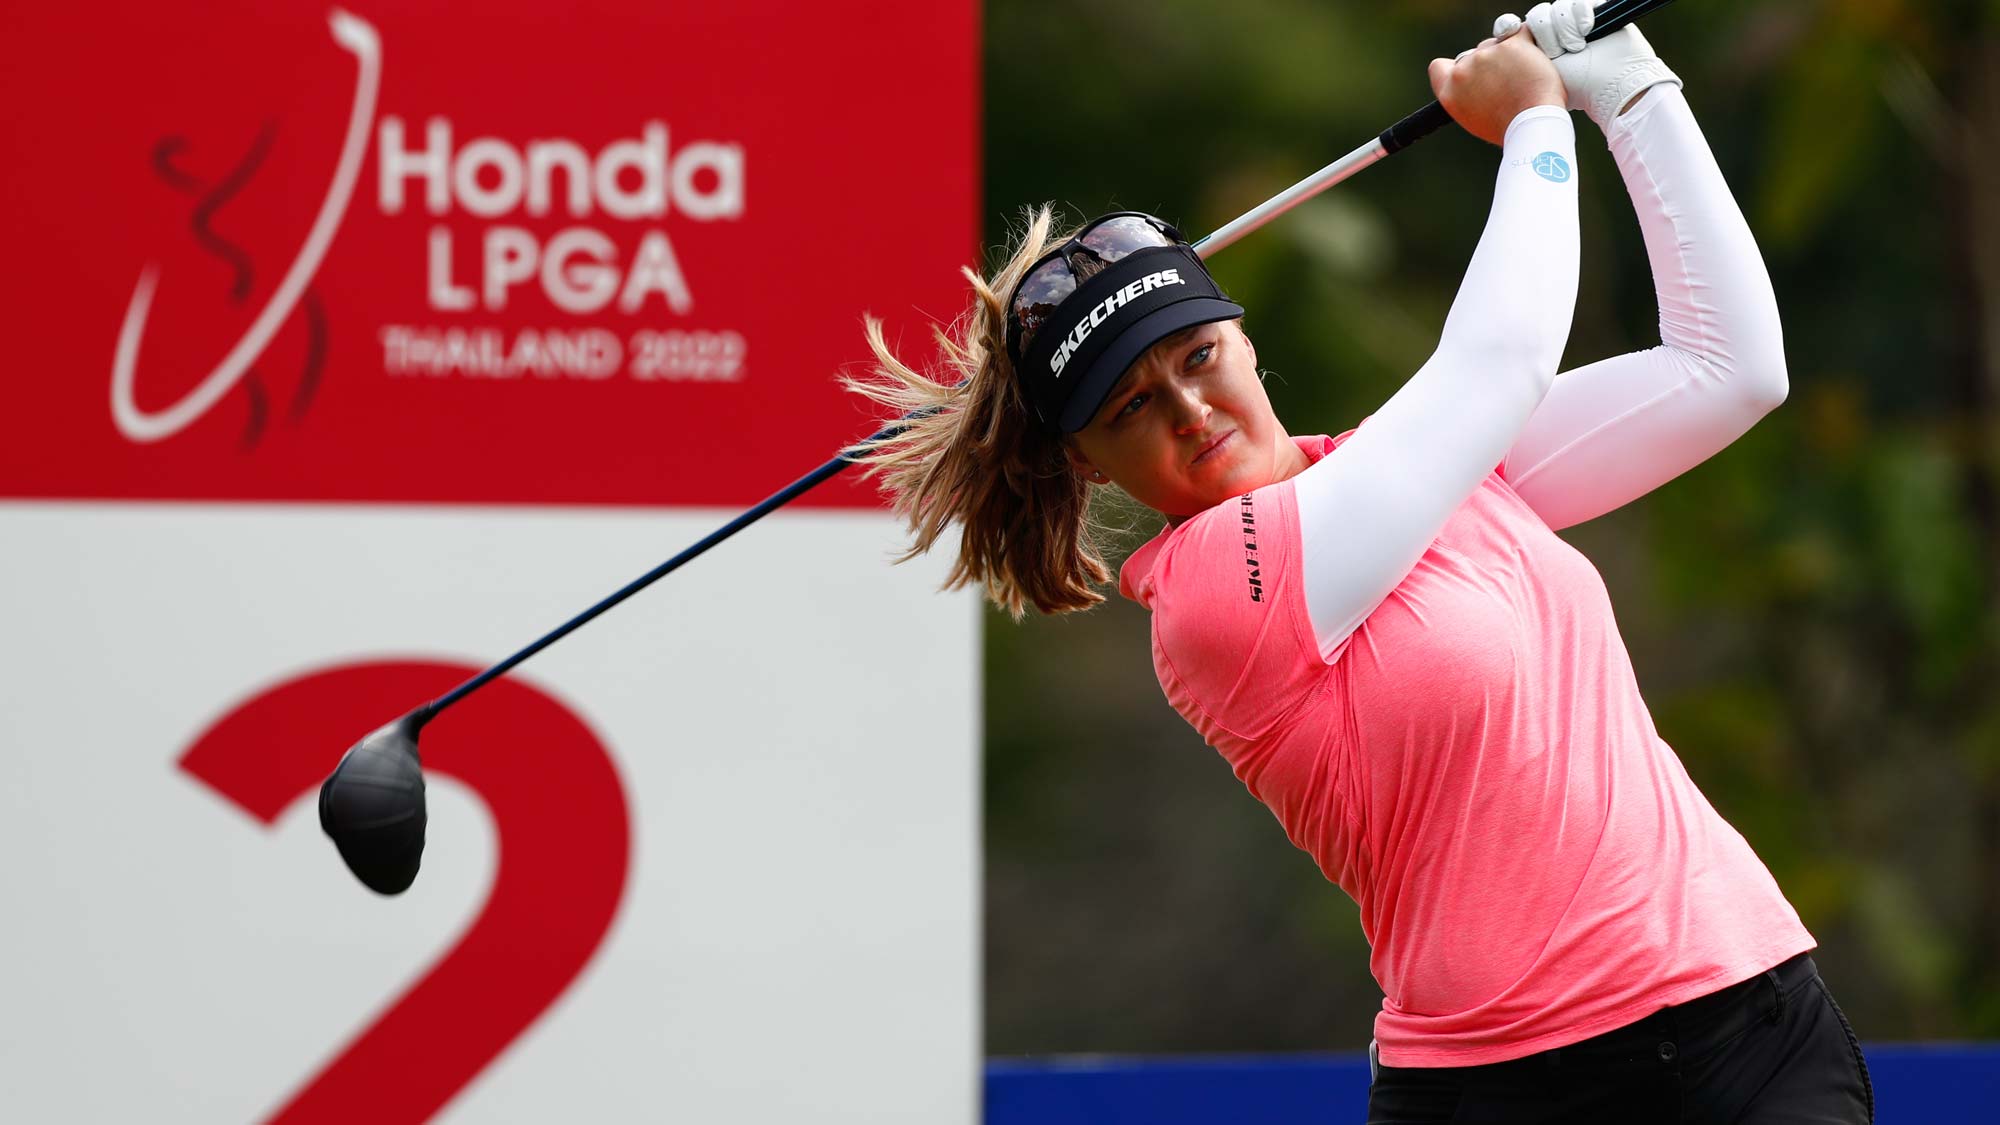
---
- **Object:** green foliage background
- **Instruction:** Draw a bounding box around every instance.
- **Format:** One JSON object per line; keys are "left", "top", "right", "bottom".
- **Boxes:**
{"left": 977, "top": 0, "right": 2000, "bottom": 1054}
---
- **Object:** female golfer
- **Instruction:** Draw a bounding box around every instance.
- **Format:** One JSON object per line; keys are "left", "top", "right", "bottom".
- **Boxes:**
{"left": 848, "top": 4, "right": 1871, "bottom": 1121}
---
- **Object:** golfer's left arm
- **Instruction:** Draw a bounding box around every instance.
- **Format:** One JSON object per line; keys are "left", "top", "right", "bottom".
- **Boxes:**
{"left": 1496, "top": 15, "right": 1790, "bottom": 532}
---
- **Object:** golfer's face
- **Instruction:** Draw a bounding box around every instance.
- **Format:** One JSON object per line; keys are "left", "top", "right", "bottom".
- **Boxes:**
{"left": 1069, "top": 320, "right": 1288, "bottom": 516}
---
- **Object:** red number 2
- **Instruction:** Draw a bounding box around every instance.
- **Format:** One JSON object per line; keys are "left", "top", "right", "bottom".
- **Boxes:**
{"left": 179, "top": 661, "right": 632, "bottom": 1123}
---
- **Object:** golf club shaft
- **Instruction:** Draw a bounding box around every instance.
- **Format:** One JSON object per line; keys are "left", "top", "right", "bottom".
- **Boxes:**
{"left": 423, "top": 452, "right": 856, "bottom": 718}
{"left": 423, "top": 0, "right": 1678, "bottom": 721}
{"left": 1199, "top": 0, "right": 1677, "bottom": 254}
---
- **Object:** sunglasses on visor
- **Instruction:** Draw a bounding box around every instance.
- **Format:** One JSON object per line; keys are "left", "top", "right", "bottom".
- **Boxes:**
{"left": 1004, "top": 212, "right": 1188, "bottom": 366}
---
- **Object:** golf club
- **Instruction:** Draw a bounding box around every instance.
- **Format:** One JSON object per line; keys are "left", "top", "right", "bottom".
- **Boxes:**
{"left": 318, "top": 0, "right": 1681, "bottom": 895}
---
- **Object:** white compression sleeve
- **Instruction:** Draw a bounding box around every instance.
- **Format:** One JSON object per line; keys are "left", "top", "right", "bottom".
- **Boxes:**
{"left": 1295, "top": 106, "right": 1579, "bottom": 661}
{"left": 1497, "top": 85, "right": 1788, "bottom": 531}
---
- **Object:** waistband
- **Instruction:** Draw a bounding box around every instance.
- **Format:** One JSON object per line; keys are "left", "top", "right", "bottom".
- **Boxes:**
{"left": 1660, "top": 951, "right": 1817, "bottom": 1028}
{"left": 1449, "top": 953, "right": 1820, "bottom": 1076}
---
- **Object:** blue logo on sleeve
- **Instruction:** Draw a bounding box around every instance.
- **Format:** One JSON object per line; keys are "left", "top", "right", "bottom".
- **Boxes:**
{"left": 1531, "top": 151, "right": 1571, "bottom": 183}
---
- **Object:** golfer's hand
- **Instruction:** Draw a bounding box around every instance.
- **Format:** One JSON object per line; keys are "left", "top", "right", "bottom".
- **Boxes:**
{"left": 1428, "top": 28, "right": 1566, "bottom": 147}
{"left": 1495, "top": 1, "right": 1683, "bottom": 130}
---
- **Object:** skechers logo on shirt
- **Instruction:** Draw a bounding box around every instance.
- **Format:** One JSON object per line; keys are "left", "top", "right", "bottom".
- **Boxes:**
{"left": 1240, "top": 493, "right": 1263, "bottom": 603}
{"left": 1049, "top": 268, "right": 1185, "bottom": 377}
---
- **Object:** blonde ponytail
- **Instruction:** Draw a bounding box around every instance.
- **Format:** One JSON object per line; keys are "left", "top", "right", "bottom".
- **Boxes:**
{"left": 841, "top": 206, "right": 1118, "bottom": 619}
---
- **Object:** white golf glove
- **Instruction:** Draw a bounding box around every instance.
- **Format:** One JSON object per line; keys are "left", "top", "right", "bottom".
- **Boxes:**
{"left": 1493, "top": 1, "right": 1682, "bottom": 131}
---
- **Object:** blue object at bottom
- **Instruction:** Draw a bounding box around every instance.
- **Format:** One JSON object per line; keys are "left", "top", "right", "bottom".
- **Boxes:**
{"left": 984, "top": 1044, "right": 1999, "bottom": 1123}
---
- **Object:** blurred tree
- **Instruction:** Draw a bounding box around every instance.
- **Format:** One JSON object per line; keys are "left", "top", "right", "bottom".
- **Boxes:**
{"left": 975, "top": 0, "right": 2000, "bottom": 1053}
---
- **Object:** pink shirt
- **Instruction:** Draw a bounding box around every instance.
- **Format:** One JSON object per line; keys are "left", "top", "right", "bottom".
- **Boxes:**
{"left": 1118, "top": 431, "right": 1815, "bottom": 1067}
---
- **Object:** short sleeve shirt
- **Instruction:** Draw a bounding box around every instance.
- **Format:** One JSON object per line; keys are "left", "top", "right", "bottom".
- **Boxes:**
{"left": 1118, "top": 432, "right": 1814, "bottom": 1066}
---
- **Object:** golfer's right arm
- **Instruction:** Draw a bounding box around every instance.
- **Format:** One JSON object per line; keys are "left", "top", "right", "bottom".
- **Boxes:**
{"left": 1292, "top": 71, "right": 1580, "bottom": 661}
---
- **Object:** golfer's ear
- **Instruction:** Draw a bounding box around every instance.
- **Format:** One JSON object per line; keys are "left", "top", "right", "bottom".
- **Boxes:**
{"left": 1063, "top": 446, "right": 1102, "bottom": 483}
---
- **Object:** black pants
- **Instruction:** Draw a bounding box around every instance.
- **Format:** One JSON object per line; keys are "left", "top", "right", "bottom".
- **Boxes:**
{"left": 1366, "top": 954, "right": 1873, "bottom": 1123}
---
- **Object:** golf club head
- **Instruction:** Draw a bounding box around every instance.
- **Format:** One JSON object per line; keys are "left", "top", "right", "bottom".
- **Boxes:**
{"left": 318, "top": 709, "right": 429, "bottom": 895}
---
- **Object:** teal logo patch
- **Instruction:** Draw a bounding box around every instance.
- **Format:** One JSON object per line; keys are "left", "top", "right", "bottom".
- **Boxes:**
{"left": 1531, "top": 151, "right": 1570, "bottom": 183}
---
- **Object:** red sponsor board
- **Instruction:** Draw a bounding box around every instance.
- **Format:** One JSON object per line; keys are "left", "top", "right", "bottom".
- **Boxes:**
{"left": 0, "top": 1, "right": 977, "bottom": 508}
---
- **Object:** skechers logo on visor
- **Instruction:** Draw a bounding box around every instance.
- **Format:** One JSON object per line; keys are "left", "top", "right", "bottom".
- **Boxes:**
{"left": 1049, "top": 268, "right": 1186, "bottom": 378}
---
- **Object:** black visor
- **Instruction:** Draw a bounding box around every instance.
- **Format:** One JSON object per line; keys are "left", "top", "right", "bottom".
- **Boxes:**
{"left": 1005, "top": 214, "right": 1242, "bottom": 433}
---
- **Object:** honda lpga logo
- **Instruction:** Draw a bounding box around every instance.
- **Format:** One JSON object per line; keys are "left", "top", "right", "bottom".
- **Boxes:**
{"left": 1049, "top": 268, "right": 1184, "bottom": 377}
{"left": 378, "top": 118, "right": 743, "bottom": 315}
{"left": 109, "top": 6, "right": 754, "bottom": 448}
{"left": 111, "top": 8, "right": 380, "bottom": 445}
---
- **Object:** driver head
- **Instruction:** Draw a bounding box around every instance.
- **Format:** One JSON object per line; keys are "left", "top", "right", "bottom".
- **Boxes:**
{"left": 318, "top": 709, "right": 429, "bottom": 894}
